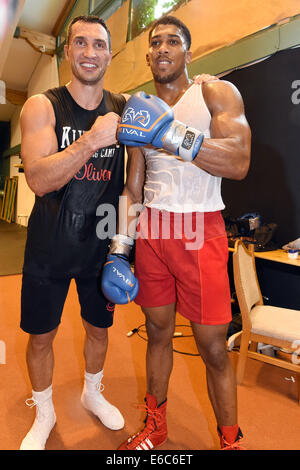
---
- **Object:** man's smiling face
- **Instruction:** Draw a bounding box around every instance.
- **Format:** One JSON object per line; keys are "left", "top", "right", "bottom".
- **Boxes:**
{"left": 146, "top": 23, "right": 192, "bottom": 84}
{"left": 65, "top": 20, "right": 112, "bottom": 86}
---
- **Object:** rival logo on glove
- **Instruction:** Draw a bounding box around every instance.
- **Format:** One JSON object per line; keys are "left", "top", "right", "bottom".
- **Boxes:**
{"left": 112, "top": 265, "right": 134, "bottom": 287}
{"left": 122, "top": 107, "right": 151, "bottom": 128}
{"left": 118, "top": 92, "right": 204, "bottom": 161}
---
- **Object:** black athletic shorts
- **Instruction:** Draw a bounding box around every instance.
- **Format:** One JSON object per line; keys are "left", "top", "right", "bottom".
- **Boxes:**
{"left": 20, "top": 273, "right": 115, "bottom": 335}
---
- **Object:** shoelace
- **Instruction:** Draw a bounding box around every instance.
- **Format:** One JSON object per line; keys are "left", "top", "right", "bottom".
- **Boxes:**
{"left": 25, "top": 397, "right": 38, "bottom": 408}
{"left": 221, "top": 437, "right": 245, "bottom": 450}
{"left": 126, "top": 404, "right": 165, "bottom": 446}
{"left": 96, "top": 382, "right": 105, "bottom": 393}
{"left": 139, "top": 403, "right": 165, "bottom": 428}
{"left": 25, "top": 398, "right": 47, "bottom": 422}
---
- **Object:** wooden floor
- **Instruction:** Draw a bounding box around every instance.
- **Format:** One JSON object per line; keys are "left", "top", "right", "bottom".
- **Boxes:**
{"left": 0, "top": 274, "right": 299, "bottom": 451}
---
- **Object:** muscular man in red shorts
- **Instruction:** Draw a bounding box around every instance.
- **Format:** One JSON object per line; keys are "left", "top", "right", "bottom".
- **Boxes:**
{"left": 102, "top": 15, "right": 251, "bottom": 450}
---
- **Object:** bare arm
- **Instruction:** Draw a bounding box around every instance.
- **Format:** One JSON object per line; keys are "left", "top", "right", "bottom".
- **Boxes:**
{"left": 20, "top": 94, "right": 120, "bottom": 197}
{"left": 118, "top": 146, "right": 145, "bottom": 237}
{"left": 193, "top": 80, "right": 251, "bottom": 180}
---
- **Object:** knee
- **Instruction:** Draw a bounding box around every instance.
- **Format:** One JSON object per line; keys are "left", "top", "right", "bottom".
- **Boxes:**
{"left": 28, "top": 329, "right": 57, "bottom": 354}
{"left": 85, "top": 323, "right": 108, "bottom": 343}
{"left": 200, "top": 343, "right": 229, "bottom": 373}
{"left": 145, "top": 317, "right": 175, "bottom": 345}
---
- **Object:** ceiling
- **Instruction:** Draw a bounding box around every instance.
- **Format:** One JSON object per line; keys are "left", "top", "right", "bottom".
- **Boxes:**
{"left": 0, "top": 0, "right": 71, "bottom": 122}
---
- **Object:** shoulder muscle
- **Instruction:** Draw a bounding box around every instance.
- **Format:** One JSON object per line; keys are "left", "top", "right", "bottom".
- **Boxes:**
{"left": 202, "top": 80, "right": 245, "bottom": 116}
{"left": 21, "top": 94, "right": 55, "bottom": 131}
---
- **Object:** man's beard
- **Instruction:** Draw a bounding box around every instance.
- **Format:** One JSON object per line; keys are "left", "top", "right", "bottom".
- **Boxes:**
{"left": 152, "top": 69, "right": 182, "bottom": 84}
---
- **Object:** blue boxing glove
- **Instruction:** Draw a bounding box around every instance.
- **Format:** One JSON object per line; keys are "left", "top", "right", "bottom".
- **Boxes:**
{"left": 101, "top": 234, "right": 139, "bottom": 304}
{"left": 118, "top": 91, "right": 204, "bottom": 161}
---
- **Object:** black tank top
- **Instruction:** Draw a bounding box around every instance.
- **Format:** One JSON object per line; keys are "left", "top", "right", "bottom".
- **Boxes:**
{"left": 23, "top": 86, "right": 126, "bottom": 278}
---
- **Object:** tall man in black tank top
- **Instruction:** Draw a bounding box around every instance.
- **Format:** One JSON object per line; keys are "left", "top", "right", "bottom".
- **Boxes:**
{"left": 19, "top": 16, "right": 126, "bottom": 450}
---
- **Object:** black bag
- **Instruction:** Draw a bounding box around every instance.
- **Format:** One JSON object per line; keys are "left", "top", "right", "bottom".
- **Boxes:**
{"left": 224, "top": 211, "right": 278, "bottom": 251}
{"left": 253, "top": 223, "right": 278, "bottom": 251}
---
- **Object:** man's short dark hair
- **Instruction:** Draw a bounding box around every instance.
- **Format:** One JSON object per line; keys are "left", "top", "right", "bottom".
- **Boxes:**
{"left": 148, "top": 15, "right": 191, "bottom": 50}
{"left": 67, "top": 15, "right": 111, "bottom": 51}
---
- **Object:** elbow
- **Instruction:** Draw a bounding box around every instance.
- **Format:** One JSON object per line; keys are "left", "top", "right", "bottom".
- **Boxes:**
{"left": 233, "top": 151, "right": 250, "bottom": 181}
{"left": 28, "top": 181, "right": 46, "bottom": 198}
{"left": 235, "top": 164, "right": 249, "bottom": 181}
{"left": 24, "top": 164, "right": 62, "bottom": 197}
{"left": 35, "top": 189, "right": 46, "bottom": 198}
{"left": 24, "top": 170, "right": 46, "bottom": 197}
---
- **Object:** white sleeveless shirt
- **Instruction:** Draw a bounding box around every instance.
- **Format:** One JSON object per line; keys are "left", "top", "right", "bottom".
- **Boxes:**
{"left": 142, "top": 83, "right": 225, "bottom": 213}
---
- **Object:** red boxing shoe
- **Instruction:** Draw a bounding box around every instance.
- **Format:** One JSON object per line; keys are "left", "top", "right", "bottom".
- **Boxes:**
{"left": 218, "top": 425, "right": 245, "bottom": 450}
{"left": 118, "top": 393, "right": 167, "bottom": 450}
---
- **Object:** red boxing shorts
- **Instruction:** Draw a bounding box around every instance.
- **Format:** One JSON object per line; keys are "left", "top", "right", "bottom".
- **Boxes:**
{"left": 134, "top": 207, "right": 232, "bottom": 325}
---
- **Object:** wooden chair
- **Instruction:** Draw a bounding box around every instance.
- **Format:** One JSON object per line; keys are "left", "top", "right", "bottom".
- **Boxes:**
{"left": 232, "top": 240, "right": 300, "bottom": 405}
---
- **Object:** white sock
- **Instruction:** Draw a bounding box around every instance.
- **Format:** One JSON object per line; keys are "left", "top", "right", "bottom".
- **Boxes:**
{"left": 81, "top": 370, "right": 124, "bottom": 430}
{"left": 20, "top": 384, "right": 56, "bottom": 450}
{"left": 84, "top": 370, "right": 104, "bottom": 393}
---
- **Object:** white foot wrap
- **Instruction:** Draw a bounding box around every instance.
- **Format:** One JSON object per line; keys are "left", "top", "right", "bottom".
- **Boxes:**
{"left": 81, "top": 370, "right": 124, "bottom": 431}
{"left": 20, "top": 385, "right": 56, "bottom": 450}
